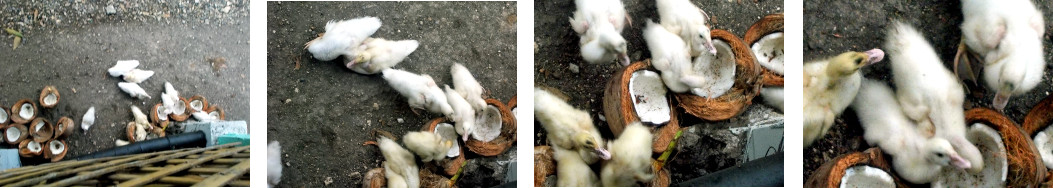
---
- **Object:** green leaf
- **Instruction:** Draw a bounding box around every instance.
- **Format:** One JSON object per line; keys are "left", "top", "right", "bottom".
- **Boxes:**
{"left": 5, "top": 28, "right": 23, "bottom": 38}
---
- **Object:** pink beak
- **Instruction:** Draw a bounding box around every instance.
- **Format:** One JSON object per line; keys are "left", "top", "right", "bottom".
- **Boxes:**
{"left": 950, "top": 154, "right": 972, "bottom": 169}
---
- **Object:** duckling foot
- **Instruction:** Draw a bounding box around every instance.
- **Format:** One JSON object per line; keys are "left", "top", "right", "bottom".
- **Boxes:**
{"left": 953, "top": 39, "right": 984, "bottom": 98}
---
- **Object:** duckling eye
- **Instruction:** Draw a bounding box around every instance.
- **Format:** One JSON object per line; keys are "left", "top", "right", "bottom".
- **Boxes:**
{"left": 854, "top": 57, "right": 864, "bottom": 65}
{"left": 935, "top": 153, "right": 944, "bottom": 158}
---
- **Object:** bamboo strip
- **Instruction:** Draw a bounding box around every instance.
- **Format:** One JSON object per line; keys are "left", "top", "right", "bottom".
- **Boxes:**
{"left": 115, "top": 145, "right": 248, "bottom": 186}
{"left": 192, "top": 159, "right": 250, "bottom": 186}
{"left": 39, "top": 143, "right": 240, "bottom": 187}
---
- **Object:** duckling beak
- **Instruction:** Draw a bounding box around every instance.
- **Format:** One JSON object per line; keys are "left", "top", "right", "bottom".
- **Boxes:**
{"left": 705, "top": 40, "right": 717, "bottom": 55}
{"left": 862, "top": 49, "right": 885, "bottom": 66}
{"left": 993, "top": 89, "right": 1011, "bottom": 112}
{"left": 950, "top": 154, "right": 972, "bottom": 169}
{"left": 619, "top": 53, "right": 631, "bottom": 66}
{"left": 462, "top": 132, "right": 471, "bottom": 141}
{"left": 594, "top": 148, "right": 611, "bottom": 160}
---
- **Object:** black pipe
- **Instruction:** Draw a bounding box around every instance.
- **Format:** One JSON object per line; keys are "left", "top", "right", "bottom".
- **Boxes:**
{"left": 675, "top": 152, "right": 784, "bottom": 187}
{"left": 70, "top": 131, "right": 207, "bottom": 160}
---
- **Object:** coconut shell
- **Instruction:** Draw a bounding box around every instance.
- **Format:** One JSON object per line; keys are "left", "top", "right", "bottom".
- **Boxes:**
{"left": 966, "top": 108, "right": 1047, "bottom": 187}
{"left": 126, "top": 122, "right": 138, "bottom": 143}
{"left": 44, "top": 140, "right": 67, "bottom": 162}
{"left": 644, "top": 166, "right": 671, "bottom": 187}
{"left": 189, "top": 95, "right": 210, "bottom": 112}
{"left": 28, "top": 118, "right": 53, "bottom": 143}
{"left": 743, "top": 13, "right": 784, "bottom": 87}
{"left": 38, "top": 85, "right": 60, "bottom": 108}
{"left": 168, "top": 97, "right": 192, "bottom": 121}
{"left": 5, "top": 124, "right": 28, "bottom": 145}
{"left": 507, "top": 96, "right": 517, "bottom": 109}
{"left": 675, "top": 29, "right": 765, "bottom": 121}
{"left": 424, "top": 117, "right": 466, "bottom": 176}
{"left": 53, "top": 117, "right": 74, "bottom": 139}
{"left": 0, "top": 106, "right": 10, "bottom": 124}
{"left": 533, "top": 146, "right": 555, "bottom": 187}
{"left": 1023, "top": 94, "right": 1053, "bottom": 136}
{"left": 362, "top": 168, "right": 386, "bottom": 188}
{"left": 805, "top": 148, "right": 909, "bottom": 187}
{"left": 464, "top": 99, "right": 517, "bottom": 156}
{"left": 602, "top": 60, "right": 683, "bottom": 154}
{"left": 158, "top": 120, "right": 171, "bottom": 130}
{"left": 150, "top": 103, "right": 165, "bottom": 123}
{"left": 420, "top": 169, "right": 456, "bottom": 188}
{"left": 10, "top": 99, "right": 36, "bottom": 124}
{"left": 207, "top": 105, "right": 227, "bottom": 120}
{"left": 18, "top": 139, "right": 42, "bottom": 157}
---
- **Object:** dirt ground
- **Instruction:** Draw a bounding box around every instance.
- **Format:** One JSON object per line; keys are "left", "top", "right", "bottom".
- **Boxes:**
{"left": 0, "top": 0, "right": 249, "bottom": 165}
{"left": 266, "top": 1, "right": 517, "bottom": 187}
{"left": 803, "top": 0, "right": 1053, "bottom": 183}
{"left": 533, "top": 0, "right": 782, "bottom": 185}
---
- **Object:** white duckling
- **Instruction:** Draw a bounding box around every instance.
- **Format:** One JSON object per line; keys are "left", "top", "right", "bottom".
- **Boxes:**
{"left": 80, "top": 106, "right": 95, "bottom": 131}
{"left": 960, "top": 0, "right": 1046, "bottom": 111}
{"left": 569, "top": 0, "right": 631, "bottom": 66}
{"left": 643, "top": 20, "right": 706, "bottom": 94}
{"left": 600, "top": 122, "right": 654, "bottom": 186}
{"left": 117, "top": 82, "right": 151, "bottom": 99}
{"left": 450, "top": 63, "right": 487, "bottom": 112}
{"left": 381, "top": 69, "right": 454, "bottom": 116}
{"left": 803, "top": 49, "right": 884, "bottom": 147}
{"left": 553, "top": 145, "right": 600, "bottom": 187}
{"left": 656, "top": 0, "right": 716, "bottom": 56}
{"left": 887, "top": 21, "right": 983, "bottom": 173}
{"left": 305, "top": 17, "right": 382, "bottom": 61}
{"left": 535, "top": 87, "right": 611, "bottom": 164}
{"left": 108, "top": 60, "right": 139, "bottom": 77}
{"left": 374, "top": 135, "right": 419, "bottom": 188}
{"left": 403, "top": 131, "right": 453, "bottom": 162}
{"left": 122, "top": 69, "right": 154, "bottom": 83}
{"left": 161, "top": 82, "right": 181, "bottom": 116}
{"left": 853, "top": 79, "right": 973, "bottom": 184}
{"left": 267, "top": 141, "right": 282, "bottom": 188}
{"left": 444, "top": 85, "right": 476, "bottom": 141}
{"left": 346, "top": 38, "right": 420, "bottom": 74}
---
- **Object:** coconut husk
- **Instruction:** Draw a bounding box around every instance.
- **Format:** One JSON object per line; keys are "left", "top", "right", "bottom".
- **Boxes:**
{"left": 601, "top": 60, "right": 682, "bottom": 154}
{"left": 533, "top": 146, "right": 555, "bottom": 187}
{"left": 420, "top": 169, "right": 456, "bottom": 188}
{"left": 18, "top": 139, "right": 41, "bottom": 158}
{"left": 38, "top": 85, "right": 60, "bottom": 108}
{"left": 507, "top": 96, "right": 517, "bottom": 109}
{"left": 464, "top": 99, "right": 517, "bottom": 156}
{"left": 44, "top": 140, "right": 67, "bottom": 162}
{"left": 29, "top": 118, "right": 53, "bottom": 143}
{"left": 644, "top": 166, "right": 671, "bottom": 187}
{"left": 966, "top": 108, "right": 1047, "bottom": 187}
{"left": 362, "top": 168, "right": 386, "bottom": 188}
{"left": 1023, "top": 94, "right": 1053, "bottom": 136}
{"left": 126, "top": 122, "right": 138, "bottom": 143}
{"left": 207, "top": 105, "right": 227, "bottom": 120}
{"left": 10, "top": 99, "right": 36, "bottom": 124}
{"left": 169, "top": 97, "right": 192, "bottom": 121}
{"left": 150, "top": 103, "right": 165, "bottom": 123}
{"left": 0, "top": 106, "right": 10, "bottom": 125}
{"left": 675, "top": 29, "right": 764, "bottom": 121}
{"left": 189, "top": 95, "right": 210, "bottom": 112}
{"left": 425, "top": 117, "right": 467, "bottom": 176}
{"left": 805, "top": 148, "right": 909, "bottom": 187}
{"left": 5, "top": 124, "right": 28, "bottom": 145}
{"left": 743, "top": 13, "right": 784, "bottom": 87}
{"left": 53, "top": 116, "right": 74, "bottom": 139}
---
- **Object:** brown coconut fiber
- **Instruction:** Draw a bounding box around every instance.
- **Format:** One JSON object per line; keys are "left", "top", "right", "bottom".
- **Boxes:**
{"left": 425, "top": 117, "right": 467, "bottom": 176}
{"left": 420, "top": 168, "right": 456, "bottom": 188}
{"left": 966, "top": 108, "right": 1047, "bottom": 187}
{"left": 645, "top": 159, "right": 672, "bottom": 187}
{"left": 805, "top": 148, "right": 909, "bottom": 187}
{"left": 464, "top": 99, "right": 517, "bottom": 156}
{"left": 674, "top": 29, "right": 765, "bottom": 121}
{"left": 743, "top": 13, "right": 784, "bottom": 87}
{"left": 602, "top": 60, "right": 682, "bottom": 154}
{"left": 533, "top": 146, "right": 555, "bottom": 187}
{"left": 1023, "top": 94, "right": 1053, "bottom": 136}
{"left": 362, "top": 168, "right": 386, "bottom": 188}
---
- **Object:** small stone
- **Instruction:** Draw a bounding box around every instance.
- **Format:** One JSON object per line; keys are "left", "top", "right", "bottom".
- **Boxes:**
{"left": 284, "top": 99, "right": 291, "bottom": 103}
{"left": 597, "top": 114, "right": 606, "bottom": 121}
{"left": 397, "top": 118, "right": 404, "bottom": 123}
{"left": 568, "top": 64, "right": 580, "bottom": 73}
{"left": 105, "top": 5, "right": 116, "bottom": 14}
{"left": 373, "top": 103, "right": 379, "bottom": 109}
{"left": 222, "top": 6, "right": 232, "bottom": 13}
{"left": 294, "top": 88, "right": 299, "bottom": 93}
{"left": 324, "top": 177, "right": 333, "bottom": 185}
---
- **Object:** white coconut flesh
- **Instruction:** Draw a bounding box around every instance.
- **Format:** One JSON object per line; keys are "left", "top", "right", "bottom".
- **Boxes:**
{"left": 49, "top": 140, "right": 64, "bottom": 155}
{"left": 190, "top": 100, "right": 205, "bottom": 112}
{"left": 209, "top": 111, "right": 221, "bottom": 119}
{"left": 19, "top": 103, "right": 33, "bottom": 120}
{"left": 838, "top": 166, "right": 894, "bottom": 188}
{"left": 936, "top": 123, "right": 1007, "bottom": 186}
{"left": 628, "top": 70, "right": 670, "bottom": 125}
{"left": 6, "top": 127, "right": 19, "bottom": 142}
{"left": 173, "top": 101, "right": 187, "bottom": 115}
{"left": 0, "top": 108, "right": 7, "bottom": 123}
{"left": 690, "top": 40, "right": 736, "bottom": 98}
{"left": 434, "top": 123, "right": 460, "bottom": 157}
{"left": 156, "top": 106, "right": 169, "bottom": 121}
{"left": 472, "top": 105, "right": 502, "bottom": 142}
{"left": 34, "top": 121, "right": 44, "bottom": 132}
{"left": 1033, "top": 125, "right": 1053, "bottom": 169}
{"left": 751, "top": 32, "right": 784, "bottom": 75}
{"left": 27, "top": 141, "right": 42, "bottom": 153}
{"left": 44, "top": 94, "right": 57, "bottom": 106}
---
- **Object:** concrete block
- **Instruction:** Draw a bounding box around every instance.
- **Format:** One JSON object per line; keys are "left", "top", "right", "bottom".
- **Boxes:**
{"left": 181, "top": 120, "right": 248, "bottom": 146}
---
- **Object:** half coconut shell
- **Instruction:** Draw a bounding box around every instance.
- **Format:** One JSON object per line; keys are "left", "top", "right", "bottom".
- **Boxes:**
{"left": 44, "top": 139, "right": 68, "bottom": 162}
{"left": 743, "top": 13, "right": 784, "bottom": 87}
{"left": 1023, "top": 94, "right": 1053, "bottom": 136}
{"left": 29, "top": 118, "right": 53, "bottom": 143}
{"left": 964, "top": 108, "right": 1046, "bottom": 187}
{"left": 675, "top": 29, "right": 764, "bottom": 121}
{"left": 18, "top": 139, "right": 42, "bottom": 158}
{"left": 602, "top": 60, "right": 682, "bottom": 154}
{"left": 150, "top": 103, "right": 167, "bottom": 123}
{"left": 5, "top": 124, "right": 28, "bottom": 145}
{"left": 168, "top": 97, "right": 192, "bottom": 121}
{"left": 534, "top": 146, "right": 555, "bottom": 187}
{"left": 464, "top": 99, "right": 517, "bottom": 156}
{"left": 425, "top": 117, "right": 466, "bottom": 176}
{"left": 0, "top": 106, "right": 9, "bottom": 124}
{"left": 189, "top": 95, "right": 210, "bottom": 112}
{"left": 126, "top": 122, "right": 138, "bottom": 143}
{"left": 805, "top": 148, "right": 908, "bottom": 187}
{"left": 53, "top": 116, "right": 74, "bottom": 139}
{"left": 38, "top": 85, "right": 60, "bottom": 108}
{"left": 10, "top": 99, "right": 36, "bottom": 124}
{"left": 206, "top": 105, "right": 227, "bottom": 120}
